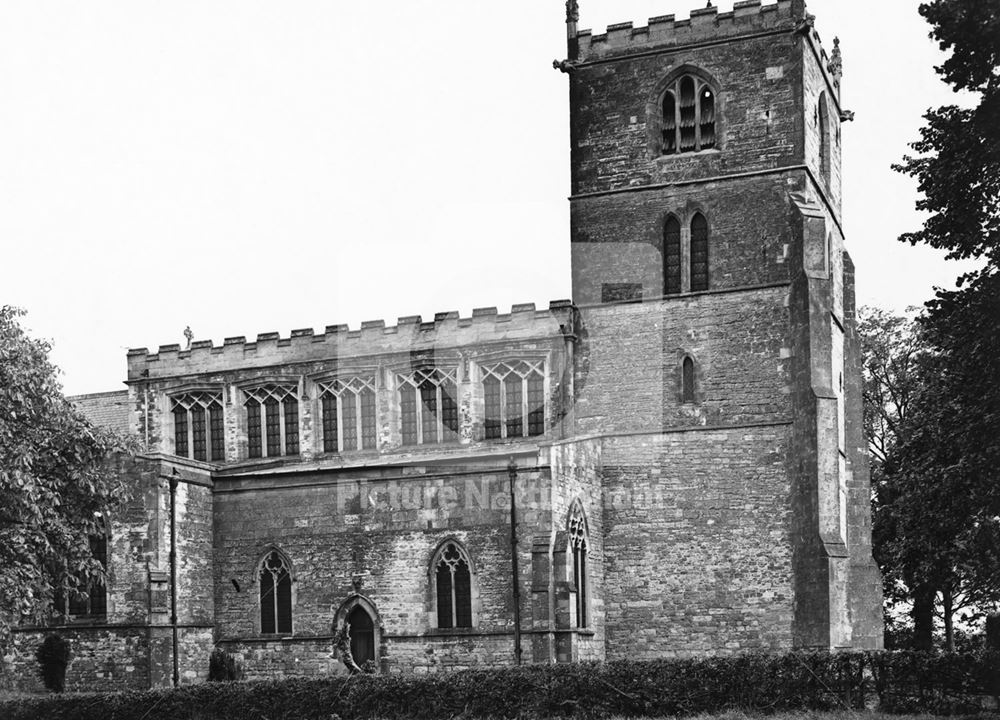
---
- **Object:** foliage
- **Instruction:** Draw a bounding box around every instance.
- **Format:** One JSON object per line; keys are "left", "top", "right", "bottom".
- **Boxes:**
{"left": 34, "top": 635, "right": 71, "bottom": 693}
{"left": 0, "top": 306, "right": 135, "bottom": 639}
{"left": 207, "top": 648, "right": 244, "bottom": 683}
{"left": 1, "top": 651, "right": 997, "bottom": 720}
{"left": 883, "top": 0, "right": 1000, "bottom": 650}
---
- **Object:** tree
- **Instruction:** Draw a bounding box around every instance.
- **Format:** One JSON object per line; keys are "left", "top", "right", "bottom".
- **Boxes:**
{"left": 883, "top": 0, "right": 1000, "bottom": 650}
{"left": 0, "top": 306, "right": 134, "bottom": 641}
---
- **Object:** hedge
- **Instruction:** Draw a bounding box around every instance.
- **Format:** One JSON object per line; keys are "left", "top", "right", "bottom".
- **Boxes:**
{"left": 2, "top": 650, "right": 998, "bottom": 720}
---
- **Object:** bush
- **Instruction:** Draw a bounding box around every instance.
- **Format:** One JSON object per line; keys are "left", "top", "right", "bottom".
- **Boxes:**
{"left": 2, "top": 649, "right": 997, "bottom": 720}
{"left": 34, "top": 635, "right": 71, "bottom": 693}
{"left": 207, "top": 648, "right": 244, "bottom": 683}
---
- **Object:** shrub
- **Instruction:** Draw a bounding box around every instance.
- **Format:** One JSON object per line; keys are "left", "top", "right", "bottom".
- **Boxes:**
{"left": 34, "top": 635, "right": 71, "bottom": 693}
{"left": 207, "top": 648, "right": 244, "bottom": 683}
{"left": 2, "top": 649, "right": 997, "bottom": 720}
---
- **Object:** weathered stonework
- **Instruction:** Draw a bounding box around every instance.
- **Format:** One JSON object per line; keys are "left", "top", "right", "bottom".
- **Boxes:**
{"left": 3, "top": 0, "right": 881, "bottom": 693}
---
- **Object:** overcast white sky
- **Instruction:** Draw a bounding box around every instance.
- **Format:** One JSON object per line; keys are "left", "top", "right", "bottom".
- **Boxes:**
{"left": 0, "top": 1, "right": 977, "bottom": 395}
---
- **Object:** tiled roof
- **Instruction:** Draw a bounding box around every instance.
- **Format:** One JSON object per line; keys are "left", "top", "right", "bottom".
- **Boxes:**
{"left": 70, "top": 390, "right": 131, "bottom": 434}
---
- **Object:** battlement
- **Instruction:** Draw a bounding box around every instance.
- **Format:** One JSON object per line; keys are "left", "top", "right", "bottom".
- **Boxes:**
{"left": 127, "top": 301, "right": 575, "bottom": 381}
{"left": 575, "top": 0, "right": 811, "bottom": 62}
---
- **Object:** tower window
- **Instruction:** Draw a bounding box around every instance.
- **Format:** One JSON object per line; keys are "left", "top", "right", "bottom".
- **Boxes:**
{"left": 397, "top": 368, "right": 459, "bottom": 446}
{"left": 481, "top": 360, "right": 546, "bottom": 440}
{"left": 259, "top": 550, "right": 293, "bottom": 635}
{"left": 690, "top": 213, "right": 710, "bottom": 292}
{"left": 318, "top": 377, "right": 378, "bottom": 453}
{"left": 818, "top": 92, "right": 831, "bottom": 186}
{"left": 662, "top": 74, "right": 718, "bottom": 155}
{"left": 682, "top": 356, "right": 696, "bottom": 404}
{"left": 664, "top": 215, "right": 682, "bottom": 295}
{"left": 244, "top": 385, "right": 299, "bottom": 459}
{"left": 433, "top": 540, "right": 474, "bottom": 629}
{"left": 171, "top": 391, "right": 225, "bottom": 462}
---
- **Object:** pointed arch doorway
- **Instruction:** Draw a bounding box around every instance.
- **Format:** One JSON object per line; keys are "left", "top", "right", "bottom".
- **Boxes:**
{"left": 347, "top": 605, "right": 376, "bottom": 666}
{"left": 334, "top": 593, "right": 383, "bottom": 672}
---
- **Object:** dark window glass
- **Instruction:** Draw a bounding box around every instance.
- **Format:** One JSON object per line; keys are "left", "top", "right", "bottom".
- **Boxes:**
{"left": 574, "top": 541, "right": 588, "bottom": 628}
{"left": 247, "top": 402, "right": 262, "bottom": 459}
{"left": 527, "top": 374, "right": 545, "bottom": 437}
{"left": 690, "top": 213, "right": 709, "bottom": 292}
{"left": 400, "top": 385, "right": 418, "bottom": 446}
{"left": 209, "top": 403, "right": 225, "bottom": 461}
{"left": 191, "top": 406, "right": 206, "bottom": 461}
{"left": 484, "top": 376, "right": 502, "bottom": 440}
{"left": 505, "top": 377, "right": 523, "bottom": 438}
{"left": 348, "top": 606, "right": 375, "bottom": 666}
{"left": 342, "top": 394, "right": 359, "bottom": 451}
{"left": 420, "top": 381, "right": 438, "bottom": 444}
{"left": 441, "top": 383, "right": 459, "bottom": 441}
{"left": 664, "top": 216, "right": 682, "bottom": 295}
{"left": 322, "top": 394, "right": 338, "bottom": 453}
{"left": 283, "top": 398, "right": 299, "bottom": 456}
{"left": 682, "top": 357, "right": 696, "bottom": 403}
{"left": 360, "top": 389, "right": 377, "bottom": 450}
{"left": 174, "top": 407, "right": 189, "bottom": 458}
{"left": 436, "top": 561, "right": 454, "bottom": 629}
{"left": 265, "top": 398, "right": 281, "bottom": 457}
{"left": 454, "top": 560, "right": 472, "bottom": 628}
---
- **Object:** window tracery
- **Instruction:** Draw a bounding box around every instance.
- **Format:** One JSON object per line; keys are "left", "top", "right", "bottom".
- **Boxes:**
{"left": 259, "top": 550, "right": 292, "bottom": 635}
{"left": 433, "top": 540, "right": 473, "bottom": 629}
{"left": 662, "top": 74, "right": 717, "bottom": 155}
{"left": 397, "top": 368, "right": 459, "bottom": 446}
{"left": 481, "top": 360, "right": 545, "bottom": 440}
{"left": 317, "top": 377, "right": 377, "bottom": 453}
{"left": 244, "top": 385, "right": 299, "bottom": 458}
{"left": 568, "top": 503, "right": 589, "bottom": 629}
{"left": 171, "top": 391, "right": 224, "bottom": 462}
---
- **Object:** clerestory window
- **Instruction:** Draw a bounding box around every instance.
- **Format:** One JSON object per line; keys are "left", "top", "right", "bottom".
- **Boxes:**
{"left": 171, "top": 391, "right": 225, "bottom": 462}
{"left": 318, "top": 377, "right": 377, "bottom": 453}
{"left": 244, "top": 385, "right": 299, "bottom": 459}
{"left": 397, "top": 368, "right": 459, "bottom": 446}
{"left": 259, "top": 550, "right": 293, "bottom": 635}
{"left": 432, "top": 540, "right": 474, "bottom": 629}
{"left": 662, "top": 74, "right": 716, "bottom": 155}
{"left": 481, "top": 360, "right": 546, "bottom": 440}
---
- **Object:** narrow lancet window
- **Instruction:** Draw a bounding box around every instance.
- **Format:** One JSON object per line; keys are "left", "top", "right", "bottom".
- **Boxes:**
{"left": 682, "top": 357, "right": 696, "bottom": 404}
{"left": 259, "top": 550, "right": 293, "bottom": 635}
{"left": 690, "top": 213, "right": 709, "bottom": 292}
{"left": 434, "top": 541, "right": 473, "bottom": 629}
{"left": 664, "top": 216, "right": 682, "bottom": 295}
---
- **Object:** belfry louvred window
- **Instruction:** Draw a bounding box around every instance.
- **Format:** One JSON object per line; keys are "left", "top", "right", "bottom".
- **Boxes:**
{"left": 397, "top": 368, "right": 459, "bottom": 446}
{"left": 481, "top": 360, "right": 545, "bottom": 440}
{"left": 434, "top": 541, "right": 473, "bottom": 629}
{"left": 259, "top": 550, "right": 292, "bottom": 634}
{"left": 662, "top": 74, "right": 716, "bottom": 155}
{"left": 171, "top": 391, "right": 225, "bottom": 461}
{"left": 318, "top": 377, "right": 377, "bottom": 453}
{"left": 244, "top": 385, "right": 299, "bottom": 458}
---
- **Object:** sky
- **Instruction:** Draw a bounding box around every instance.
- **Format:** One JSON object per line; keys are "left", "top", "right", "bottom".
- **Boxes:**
{"left": 0, "top": 0, "right": 977, "bottom": 395}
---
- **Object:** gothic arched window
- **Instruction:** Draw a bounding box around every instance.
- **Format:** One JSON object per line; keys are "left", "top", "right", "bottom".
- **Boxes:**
{"left": 397, "top": 368, "right": 459, "bottom": 446}
{"left": 317, "top": 376, "right": 377, "bottom": 453}
{"left": 259, "top": 550, "right": 293, "bottom": 635}
{"left": 568, "top": 503, "right": 589, "bottom": 629}
{"left": 481, "top": 360, "right": 546, "bottom": 440}
{"left": 662, "top": 74, "right": 717, "bottom": 155}
{"left": 171, "top": 391, "right": 224, "bottom": 462}
{"left": 690, "top": 213, "right": 709, "bottom": 292}
{"left": 433, "top": 540, "right": 473, "bottom": 629}
{"left": 244, "top": 385, "right": 299, "bottom": 459}
{"left": 664, "top": 215, "right": 682, "bottom": 296}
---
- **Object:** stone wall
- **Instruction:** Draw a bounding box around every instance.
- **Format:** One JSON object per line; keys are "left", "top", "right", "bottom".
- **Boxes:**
{"left": 600, "top": 426, "right": 794, "bottom": 658}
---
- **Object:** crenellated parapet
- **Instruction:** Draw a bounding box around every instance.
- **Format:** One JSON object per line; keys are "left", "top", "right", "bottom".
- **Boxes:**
{"left": 127, "top": 301, "right": 575, "bottom": 381}
{"left": 574, "top": 0, "right": 827, "bottom": 63}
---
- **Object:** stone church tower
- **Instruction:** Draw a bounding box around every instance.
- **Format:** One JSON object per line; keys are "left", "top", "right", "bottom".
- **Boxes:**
{"left": 4, "top": 0, "right": 881, "bottom": 693}
{"left": 561, "top": 0, "right": 882, "bottom": 653}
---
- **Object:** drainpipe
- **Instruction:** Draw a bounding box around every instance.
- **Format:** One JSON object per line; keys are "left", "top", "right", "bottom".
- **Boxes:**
{"left": 169, "top": 470, "right": 179, "bottom": 687}
{"left": 508, "top": 458, "right": 522, "bottom": 665}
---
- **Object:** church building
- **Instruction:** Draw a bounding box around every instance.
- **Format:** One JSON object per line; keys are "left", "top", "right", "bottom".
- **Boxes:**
{"left": 6, "top": 0, "right": 883, "bottom": 691}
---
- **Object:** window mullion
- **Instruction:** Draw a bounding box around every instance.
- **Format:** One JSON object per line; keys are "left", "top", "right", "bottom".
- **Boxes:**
{"left": 436, "top": 385, "right": 443, "bottom": 444}
{"left": 187, "top": 408, "right": 195, "bottom": 460}
{"left": 278, "top": 396, "right": 287, "bottom": 456}
{"left": 521, "top": 376, "right": 529, "bottom": 438}
{"left": 694, "top": 79, "right": 702, "bottom": 151}
{"left": 499, "top": 377, "right": 507, "bottom": 439}
{"left": 450, "top": 566, "right": 458, "bottom": 627}
{"left": 674, "top": 80, "right": 682, "bottom": 156}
